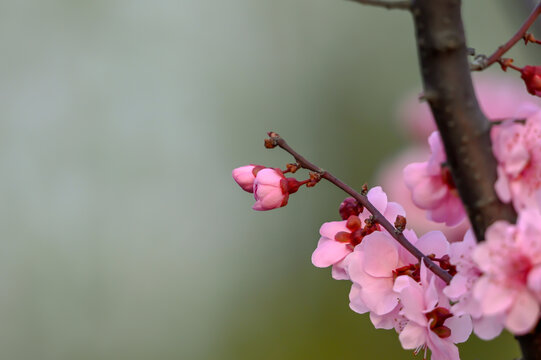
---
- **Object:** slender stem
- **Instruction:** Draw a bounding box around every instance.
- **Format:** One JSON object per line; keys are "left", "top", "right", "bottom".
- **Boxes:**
{"left": 347, "top": 0, "right": 411, "bottom": 10}
{"left": 269, "top": 133, "right": 452, "bottom": 285}
{"left": 471, "top": 2, "right": 541, "bottom": 71}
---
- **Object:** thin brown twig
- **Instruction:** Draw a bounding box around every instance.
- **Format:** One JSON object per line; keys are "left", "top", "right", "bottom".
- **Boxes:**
{"left": 347, "top": 0, "right": 411, "bottom": 10}
{"left": 471, "top": 2, "right": 541, "bottom": 71}
{"left": 268, "top": 132, "right": 453, "bottom": 285}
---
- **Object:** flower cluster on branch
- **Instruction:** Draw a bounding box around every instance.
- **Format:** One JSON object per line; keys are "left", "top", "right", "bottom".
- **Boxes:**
{"left": 231, "top": 1, "right": 541, "bottom": 358}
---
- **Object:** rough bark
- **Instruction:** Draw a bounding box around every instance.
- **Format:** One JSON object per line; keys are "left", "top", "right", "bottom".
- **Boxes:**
{"left": 410, "top": 0, "right": 516, "bottom": 241}
{"left": 410, "top": 1, "right": 541, "bottom": 358}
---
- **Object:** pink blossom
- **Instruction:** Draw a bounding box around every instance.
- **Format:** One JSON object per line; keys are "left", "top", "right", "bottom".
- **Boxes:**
{"left": 376, "top": 147, "right": 470, "bottom": 243}
{"left": 394, "top": 264, "right": 472, "bottom": 360}
{"left": 311, "top": 186, "right": 405, "bottom": 280}
{"left": 404, "top": 132, "right": 466, "bottom": 226}
{"left": 492, "top": 111, "right": 541, "bottom": 211}
{"left": 472, "top": 210, "right": 541, "bottom": 335}
{"left": 396, "top": 74, "right": 540, "bottom": 143}
{"left": 252, "top": 168, "right": 289, "bottom": 211}
{"left": 348, "top": 230, "right": 450, "bottom": 320}
{"left": 443, "top": 230, "right": 504, "bottom": 340}
{"left": 232, "top": 165, "right": 264, "bottom": 192}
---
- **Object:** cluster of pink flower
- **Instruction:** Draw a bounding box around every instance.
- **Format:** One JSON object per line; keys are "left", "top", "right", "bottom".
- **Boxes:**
{"left": 232, "top": 75, "right": 541, "bottom": 359}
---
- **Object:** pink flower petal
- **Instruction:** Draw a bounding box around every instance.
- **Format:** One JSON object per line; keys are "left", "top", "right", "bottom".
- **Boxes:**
{"left": 474, "top": 277, "right": 515, "bottom": 315}
{"left": 427, "top": 195, "right": 465, "bottom": 227}
{"left": 369, "top": 312, "right": 395, "bottom": 330}
{"left": 349, "top": 283, "right": 369, "bottom": 314}
{"left": 505, "top": 290, "right": 540, "bottom": 335}
{"left": 361, "top": 232, "right": 399, "bottom": 278}
{"left": 495, "top": 166, "right": 512, "bottom": 204}
{"left": 411, "top": 177, "right": 448, "bottom": 209}
{"left": 446, "top": 315, "right": 472, "bottom": 344}
{"left": 404, "top": 162, "right": 428, "bottom": 188}
{"left": 415, "top": 231, "right": 449, "bottom": 258}
{"left": 311, "top": 237, "right": 350, "bottom": 268}
{"left": 319, "top": 220, "right": 348, "bottom": 239}
{"left": 398, "top": 322, "right": 426, "bottom": 350}
{"left": 527, "top": 265, "right": 541, "bottom": 300}
{"left": 383, "top": 202, "right": 406, "bottom": 224}
{"left": 473, "top": 315, "right": 505, "bottom": 340}
{"left": 367, "top": 186, "right": 388, "bottom": 214}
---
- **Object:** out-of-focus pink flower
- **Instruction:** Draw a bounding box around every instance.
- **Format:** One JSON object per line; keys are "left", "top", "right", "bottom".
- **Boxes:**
{"left": 492, "top": 111, "right": 541, "bottom": 211}
{"left": 376, "top": 147, "right": 470, "bottom": 242}
{"left": 394, "top": 264, "right": 472, "bottom": 360}
{"left": 311, "top": 186, "right": 405, "bottom": 280}
{"left": 348, "top": 230, "right": 449, "bottom": 320}
{"left": 232, "top": 164, "right": 264, "bottom": 192}
{"left": 404, "top": 132, "right": 466, "bottom": 227}
{"left": 252, "top": 168, "right": 290, "bottom": 211}
{"left": 521, "top": 66, "right": 541, "bottom": 97}
{"left": 443, "top": 230, "right": 505, "bottom": 340}
{"left": 397, "top": 74, "right": 540, "bottom": 142}
{"left": 472, "top": 210, "right": 541, "bottom": 335}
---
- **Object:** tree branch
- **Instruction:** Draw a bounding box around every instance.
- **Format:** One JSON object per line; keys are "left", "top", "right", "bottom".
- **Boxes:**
{"left": 471, "top": 2, "right": 541, "bottom": 71}
{"left": 267, "top": 132, "right": 453, "bottom": 285}
{"left": 347, "top": 0, "right": 411, "bottom": 10}
{"left": 410, "top": 0, "right": 517, "bottom": 242}
{"left": 409, "top": 0, "right": 541, "bottom": 358}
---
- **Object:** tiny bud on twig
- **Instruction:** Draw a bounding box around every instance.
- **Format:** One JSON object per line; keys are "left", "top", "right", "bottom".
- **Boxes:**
{"left": 361, "top": 183, "right": 368, "bottom": 196}
{"left": 394, "top": 215, "right": 407, "bottom": 234}
{"left": 285, "top": 163, "right": 299, "bottom": 173}
{"left": 364, "top": 215, "right": 376, "bottom": 227}
{"left": 498, "top": 58, "right": 514, "bottom": 72}
{"left": 524, "top": 33, "right": 536, "bottom": 45}
{"left": 264, "top": 132, "right": 280, "bottom": 148}
{"left": 307, "top": 172, "right": 322, "bottom": 187}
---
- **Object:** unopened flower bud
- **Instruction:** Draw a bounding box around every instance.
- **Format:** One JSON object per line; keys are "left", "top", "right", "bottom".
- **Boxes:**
{"left": 339, "top": 197, "right": 363, "bottom": 220}
{"left": 252, "top": 168, "right": 290, "bottom": 211}
{"left": 521, "top": 65, "right": 541, "bottom": 97}
{"left": 232, "top": 165, "right": 264, "bottom": 193}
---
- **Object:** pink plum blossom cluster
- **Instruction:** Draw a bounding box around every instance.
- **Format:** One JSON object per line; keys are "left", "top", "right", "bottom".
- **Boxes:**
{"left": 232, "top": 76, "right": 541, "bottom": 359}
{"left": 312, "top": 188, "right": 471, "bottom": 360}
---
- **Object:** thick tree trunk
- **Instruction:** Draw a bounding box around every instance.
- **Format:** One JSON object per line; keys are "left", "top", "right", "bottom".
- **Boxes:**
{"left": 410, "top": 1, "right": 539, "bottom": 358}
{"left": 410, "top": 0, "right": 516, "bottom": 240}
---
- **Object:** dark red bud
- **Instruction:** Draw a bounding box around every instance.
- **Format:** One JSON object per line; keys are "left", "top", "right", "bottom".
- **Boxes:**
{"left": 334, "top": 231, "right": 351, "bottom": 243}
{"left": 394, "top": 215, "right": 407, "bottom": 233}
{"left": 361, "top": 183, "right": 368, "bottom": 196}
{"left": 339, "top": 197, "right": 363, "bottom": 220}
{"left": 432, "top": 326, "right": 451, "bottom": 339}
{"left": 346, "top": 215, "right": 362, "bottom": 231}
{"left": 521, "top": 65, "right": 541, "bottom": 97}
{"left": 264, "top": 138, "right": 277, "bottom": 149}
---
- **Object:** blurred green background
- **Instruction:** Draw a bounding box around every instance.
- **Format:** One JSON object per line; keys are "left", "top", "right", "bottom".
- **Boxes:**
{"left": 0, "top": 1, "right": 536, "bottom": 359}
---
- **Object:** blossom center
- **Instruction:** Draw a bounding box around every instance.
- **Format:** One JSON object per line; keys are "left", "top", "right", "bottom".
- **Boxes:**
{"left": 425, "top": 307, "right": 453, "bottom": 339}
{"left": 334, "top": 215, "right": 380, "bottom": 248}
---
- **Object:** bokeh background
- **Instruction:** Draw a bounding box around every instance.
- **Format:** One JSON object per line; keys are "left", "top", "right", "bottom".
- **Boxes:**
{"left": 0, "top": 1, "right": 538, "bottom": 359}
